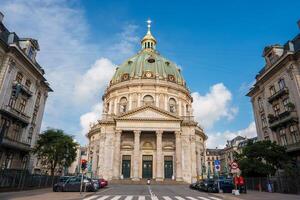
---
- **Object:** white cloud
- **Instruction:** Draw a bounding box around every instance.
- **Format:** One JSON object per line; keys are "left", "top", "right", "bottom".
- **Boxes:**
{"left": 206, "top": 121, "right": 257, "bottom": 149}
{"left": 80, "top": 103, "right": 102, "bottom": 135}
{"left": 74, "top": 58, "right": 115, "bottom": 103}
{"left": 192, "top": 83, "right": 238, "bottom": 129}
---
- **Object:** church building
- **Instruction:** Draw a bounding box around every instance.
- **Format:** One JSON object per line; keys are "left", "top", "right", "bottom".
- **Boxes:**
{"left": 87, "top": 21, "right": 207, "bottom": 183}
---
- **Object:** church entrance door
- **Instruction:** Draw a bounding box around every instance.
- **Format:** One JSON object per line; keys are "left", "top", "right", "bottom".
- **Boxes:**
{"left": 164, "top": 156, "right": 173, "bottom": 179}
{"left": 142, "top": 155, "right": 153, "bottom": 179}
{"left": 122, "top": 155, "right": 131, "bottom": 179}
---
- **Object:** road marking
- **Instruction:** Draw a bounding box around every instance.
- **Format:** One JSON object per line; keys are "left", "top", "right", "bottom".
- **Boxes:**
{"left": 163, "top": 196, "right": 173, "bottom": 200}
{"left": 83, "top": 195, "right": 98, "bottom": 200}
{"left": 151, "top": 196, "right": 159, "bottom": 200}
{"left": 208, "top": 197, "right": 222, "bottom": 200}
{"left": 187, "top": 197, "right": 198, "bottom": 200}
{"left": 111, "top": 195, "right": 121, "bottom": 200}
{"left": 197, "top": 197, "right": 210, "bottom": 200}
{"left": 138, "top": 196, "right": 146, "bottom": 200}
{"left": 175, "top": 196, "right": 186, "bottom": 200}
{"left": 124, "top": 196, "right": 133, "bottom": 200}
{"left": 96, "top": 196, "right": 110, "bottom": 200}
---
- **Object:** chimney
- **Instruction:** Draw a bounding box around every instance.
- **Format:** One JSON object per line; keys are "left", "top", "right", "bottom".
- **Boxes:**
{"left": 0, "top": 12, "right": 4, "bottom": 23}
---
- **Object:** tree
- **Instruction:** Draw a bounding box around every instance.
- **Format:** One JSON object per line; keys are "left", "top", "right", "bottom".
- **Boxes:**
{"left": 33, "top": 128, "right": 78, "bottom": 176}
{"left": 235, "top": 140, "right": 290, "bottom": 177}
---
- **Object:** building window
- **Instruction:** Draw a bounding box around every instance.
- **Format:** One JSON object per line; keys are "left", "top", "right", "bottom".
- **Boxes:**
{"left": 278, "top": 79, "right": 286, "bottom": 90}
{"left": 28, "top": 47, "right": 34, "bottom": 60}
{"left": 11, "top": 123, "right": 21, "bottom": 142}
{"left": 258, "top": 97, "right": 264, "bottom": 111}
{"left": 4, "top": 153, "right": 13, "bottom": 169}
{"left": 28, "top": 127, "right": 33, "bottom": 144}
{"left": 261, "top": 114, "right": 267, "bottom": 128}
{"left": 270, "top": 86, "right": 276, "bottom": 96}
{"left": 273, "top": 104, "right": 280, "bottom": 116}
{"left": 289, "top": 125, "right": 300, "bottom": 143}
{"left": 279, "top": 128, "right": 287, "bottom": 146}
{"left": 169, "top": 98, "right": 176, "bottom": 113}
{"left": 8, "top": 96, "right": 16, "bottom": 108}
{"left": 19, "top": 98, "right": 27, "bottom": 113}
{"left": 268, "top": 53, "right": 277, "bottom": 65}
{"left": 143, "top": 95, "right": 154, "bottom": 106}
{"left": 282, "top": 98, "right": 290, "bottom": 112}
{"left": 15, "top": 72, "right": 23, "bottom": 83}
{"left": 0, "top": 118, "right": 11, "bottom": 137}
{"left": 25, "top": 79, "right": 31, "bottom": 89}
{"left": 119, "top": 97, "right": 128, "bottom": 113}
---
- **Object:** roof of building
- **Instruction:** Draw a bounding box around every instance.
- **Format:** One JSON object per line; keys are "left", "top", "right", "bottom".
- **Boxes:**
{"left": 110, "top": 22, "right": 186, "bottom": 87}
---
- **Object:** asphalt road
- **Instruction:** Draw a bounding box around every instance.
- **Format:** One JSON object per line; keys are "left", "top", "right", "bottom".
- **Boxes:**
{"left": 84, "top": 184, "right": 223, "bottom": 200}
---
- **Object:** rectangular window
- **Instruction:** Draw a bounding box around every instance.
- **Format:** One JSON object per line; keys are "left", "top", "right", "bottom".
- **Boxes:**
{"left": 273, "top": 104, "right": 280, "bottom": 116}
{"left": 18, "top": 98, "right": 27, "bottom": 113}
{"left": 270, "top": 86, "right": 276, "bottom": 96}
{"left": 280, "top": 135, "right": 288, "bottom": 146}
{"left": 15, "top": 72, "right": 23, "bottom": 83}
{"left": 278, "top": 79, "right": 286, "bottom": 90}
{"left": 289, "top": 125, "right": 300, "bottom": 143}
{"left": 25, "top": 79, "right": 31, "bottom": 89}
{"left": 282, "top": 98, "right": 290, "bottom": 112}
{"left": 261, "top": 114, "right": 267, "bottom": 128}
{"left": 8, "top": 96, "right": 16, "bottom": 108}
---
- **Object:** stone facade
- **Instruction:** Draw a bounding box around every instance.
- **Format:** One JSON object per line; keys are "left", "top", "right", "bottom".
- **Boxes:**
{"left": 247, "top": 25, "right": 300, "bottom": 166}
{"left": 0, "top": 13, "right": 52, "bottom": 171}
{"left": 87, "top": 22, "right": 207, "bottom": 183}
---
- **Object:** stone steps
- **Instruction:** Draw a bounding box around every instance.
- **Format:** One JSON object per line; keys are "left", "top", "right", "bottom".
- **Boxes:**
{"left": 110, "top": 179, "right": 187, "bottom": 185}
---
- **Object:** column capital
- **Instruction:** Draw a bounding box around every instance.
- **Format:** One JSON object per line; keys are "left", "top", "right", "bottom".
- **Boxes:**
{"left": 156, "top": 130, "right": 163, "bottom": 136}
{"left": 133, "top": 130, "right": 141, "bottom": 135}
{"left": 175, "top": 131, "right": 181, "bottom": 137}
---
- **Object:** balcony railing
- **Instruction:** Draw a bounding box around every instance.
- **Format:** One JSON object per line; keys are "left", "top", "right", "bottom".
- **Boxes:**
{"left": 0, "top": 105, "right": 30, "bottom": 125}
{"left": 286, "top": 141, "right": 300, "bottom": 153}
{"left": 268, "top": 87, "right": 289, "bottom": 103}
{"left": 268, "top": 111, "right": 298, "bottom": 130}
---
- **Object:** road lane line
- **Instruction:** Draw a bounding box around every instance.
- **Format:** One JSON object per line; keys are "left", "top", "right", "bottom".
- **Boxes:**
{"left": 208, "top": 197, "right": 222, "bottom": 200}
{"left": 97, "top": 195, "right": 110, "bottom": 200}
{"left": 124, "top": 196, "right": 133, "bottom": 200}
{"left": 111, "top": 195, "right": 122, "bottom": 200}
{"left": 175, "top": 196, "right": 186, "bottom": 200}
{"left": 197, "top": 197, "right": 210, "bottom": 200}
{"left": 83, "top": 195, "right": 98, "bottom": 200}
{"left": 138, "top": 196, "right": 146, "bottom": 200}
{"left": 187, "top": 197, "right": 198, "bottom": 200}
{"left": 151, "top": 196, "right": 159, "bottom": 200}
{"left": 163, "top": 196, "right": 173, "bottom": 200}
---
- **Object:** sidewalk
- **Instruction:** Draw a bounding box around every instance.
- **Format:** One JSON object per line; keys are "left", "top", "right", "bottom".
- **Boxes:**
{"left": 0, "top": 188, "right": 92, "bottom": 200}
{"left": 215, "top": 190, "right": 300, "bottom": 200}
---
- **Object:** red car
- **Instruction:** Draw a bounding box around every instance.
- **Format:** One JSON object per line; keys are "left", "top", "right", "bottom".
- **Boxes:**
{"left": 98, "top": 178, "right": 108, "bottom": 188}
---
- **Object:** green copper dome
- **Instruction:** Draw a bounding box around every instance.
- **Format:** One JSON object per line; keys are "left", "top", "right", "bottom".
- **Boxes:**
{"left": 110, "top": 22, "right": 186, "bottom": 87}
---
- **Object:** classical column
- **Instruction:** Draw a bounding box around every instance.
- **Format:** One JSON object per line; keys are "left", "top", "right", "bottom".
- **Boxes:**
{"left": 156, "top": 130, "right": 163, "bottom": 181}
{"left": 190, "top": 134, "right": 197, "bottom": 182}
{"left": 113, "top": 130, "right": 122, "bottom": 179}
{"left": 133, "top": 130, "right": 141, "bottom": 180}
{"left": 175, "top": 131, "right": 183, "bottom": 181}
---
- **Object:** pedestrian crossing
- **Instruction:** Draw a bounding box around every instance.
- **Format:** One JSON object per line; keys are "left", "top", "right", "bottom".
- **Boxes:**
{"left": 84, "top": 195, "right": 222, "bottom": 200}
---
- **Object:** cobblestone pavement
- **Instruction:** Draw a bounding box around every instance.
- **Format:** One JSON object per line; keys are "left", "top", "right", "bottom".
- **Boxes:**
{"left": 0, "top": 184, "right": 299, "bottom": 200}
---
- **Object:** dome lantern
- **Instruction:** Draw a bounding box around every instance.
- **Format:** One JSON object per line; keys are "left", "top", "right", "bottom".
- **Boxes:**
{"left": 141, "top": 19, "right": 157, "bottom": 50}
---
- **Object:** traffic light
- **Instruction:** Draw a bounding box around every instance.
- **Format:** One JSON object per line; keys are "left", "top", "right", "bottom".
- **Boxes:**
{"left": 81, "top": 159, "right": 87, "bottom": 170}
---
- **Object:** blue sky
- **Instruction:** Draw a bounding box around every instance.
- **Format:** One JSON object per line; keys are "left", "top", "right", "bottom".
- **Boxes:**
{"left": 2, "top": 0, "right": 300, "bottom": 147}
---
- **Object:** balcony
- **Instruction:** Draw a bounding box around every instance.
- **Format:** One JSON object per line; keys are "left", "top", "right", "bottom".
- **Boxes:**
{"left": 0, "top": 105, "right": 30, "bottom": 125}
{"left": 268, "top": 111, "right": 298, "bottom": 130}
{"left": 268, "top": 87, "right": 289, "bottom": 103}
{"left": 286, "top": 141, "right": 300, "bottom": 153}
{"left": 12, "top": 81, "right": 33, "bottom": 97}
{"left": 1, "top": 136, "right": 31, "bottom": 151}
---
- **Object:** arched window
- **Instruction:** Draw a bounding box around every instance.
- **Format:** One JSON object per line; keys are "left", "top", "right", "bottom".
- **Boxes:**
{"left": 119, "top": 97, "right": 128, "bottom": 113}
{"left": 169, "top": 98, "right": 176, "bottom": 113}
{"left": 143, "top": 95, "right": 154, "bottom": 106}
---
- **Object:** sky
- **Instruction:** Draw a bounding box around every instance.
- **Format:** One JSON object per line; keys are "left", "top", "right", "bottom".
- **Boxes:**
{"left": 1, "top": 0, "right": 300, "bottom": 148}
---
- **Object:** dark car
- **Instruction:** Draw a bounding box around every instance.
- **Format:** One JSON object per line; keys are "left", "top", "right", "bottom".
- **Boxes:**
{"left": 219, "top": 179, "right": 235, "bottom": 193}
{"left": 59, "top": 176, "right": 72, "bottom": 183}
{"left": 198, "top": 179, "right": 219, "bottom": 193}
{"left": 190, "top": 180, "right": 201, "bottom": 190}
{"left": 53, "top": 176, "right": 96, "bottom": 192}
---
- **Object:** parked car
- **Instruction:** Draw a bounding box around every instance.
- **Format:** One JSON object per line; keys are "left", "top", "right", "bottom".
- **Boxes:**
{"left": 59, "top": 176, "right": 72, "bottom": 183}
{"left": 190, "top": 180, "right": 201, "bottom": 190}
{"left": 198, "top": 179, "right": 219, "bottom": 193}
{"left": 97, "top": 178, "right": 108, "bottom": 188}
{"left": 92, "top": 179, "right": 100, "bottom": 190}
{"left": 53, "top": 176, "right": 97, "bottom": 192}
{"left": 219, "top": 179, "right": 235, "bottom": 193}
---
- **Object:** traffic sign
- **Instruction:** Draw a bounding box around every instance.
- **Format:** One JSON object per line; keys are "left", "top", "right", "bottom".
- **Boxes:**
{"left": 214, "top": 160, "right": 221, "bottom": 172}
{"left": 230, "top": 162, "right": 239, "bottom": 170}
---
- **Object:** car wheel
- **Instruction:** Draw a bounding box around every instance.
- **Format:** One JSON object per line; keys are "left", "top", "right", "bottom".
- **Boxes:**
{"left": 207, "top": 187, "right": 212, "bottom": 193}
{"left": 57, "top": 186, "right": 62, "bottom": 192}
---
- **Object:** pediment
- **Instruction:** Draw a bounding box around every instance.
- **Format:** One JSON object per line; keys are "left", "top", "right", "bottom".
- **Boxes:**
{"left": 116, "top": 105, "right": 181, "bottom": 121}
